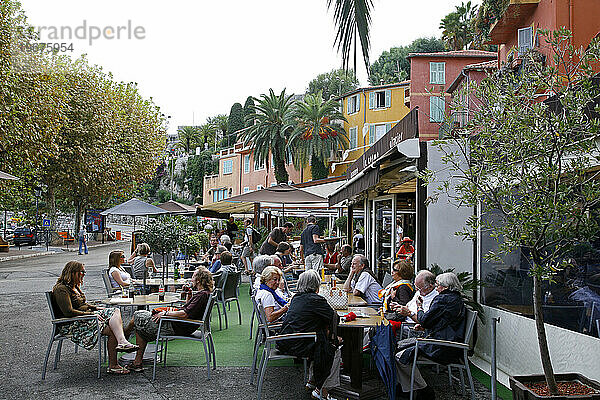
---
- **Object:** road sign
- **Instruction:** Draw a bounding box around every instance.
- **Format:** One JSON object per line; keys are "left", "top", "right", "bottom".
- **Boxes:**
{"left": 42, "top": 219, "right": 51, "bottom": 228}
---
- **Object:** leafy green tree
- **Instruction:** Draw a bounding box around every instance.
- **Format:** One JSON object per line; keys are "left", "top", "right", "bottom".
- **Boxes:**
{"left": 439, "top": 1, "right": 478, "bottom": 50}
{"left": 290, "top": 91, "right": 348, "bottom": 180}
{"left": 227, "top": 102, "right": 244, "bottom": 146}
{"left": 472, "top": 0, "right": 509, "bottom": 49}
{"left": 424, "top": 29, "right": 600, "bottom": 395}
{"left": 243, "top": 96, "right": 255, "bottom": 127}
{"left": 142, "top": 215, "right": 186, "bottom": 270}
{"left": 327, "top": 0, "right": 374, "bottom": 75}
{"left": 197, "top": 123, "right": 216, "bottom": 151}
{"left": 186, "top": 150, "right": 218, "bottom": 203}
{"left": 241, "top": 89, "right": 294, "bottom": 184}
{"left": 307, "top": 68, "right": 359, "bottom": 100}
{"left": 368, "top": 37, "right": 445, "bottom": 85}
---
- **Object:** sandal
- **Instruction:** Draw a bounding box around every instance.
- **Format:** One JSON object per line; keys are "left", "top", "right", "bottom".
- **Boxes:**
{"left": 305, "top": 381, "right": 316, "bottom": 391}
{"left": 107, "top": 366, "right": 130, "bottom": 375}
{"left": 311, "top": 389, "right": 334, "bottom": 400}
{"left": 126, "top": 363, "right": 144, "bottom": 372}
{"left": 116, "top": 343, "right": 139, "bottom": 353}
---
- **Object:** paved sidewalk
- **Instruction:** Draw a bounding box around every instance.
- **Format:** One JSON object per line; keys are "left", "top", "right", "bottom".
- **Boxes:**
{"left": 0, "top": 240, "right": 128, "bottom": 262}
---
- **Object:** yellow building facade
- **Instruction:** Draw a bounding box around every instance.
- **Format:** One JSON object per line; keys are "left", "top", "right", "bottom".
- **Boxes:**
{"left": 329, "top": 82, "right": 411, "bottom": 177}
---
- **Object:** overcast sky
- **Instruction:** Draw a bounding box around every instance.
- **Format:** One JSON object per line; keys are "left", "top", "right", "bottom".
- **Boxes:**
{"left": 18, "top": 0, "right": 479, "bottom": 134}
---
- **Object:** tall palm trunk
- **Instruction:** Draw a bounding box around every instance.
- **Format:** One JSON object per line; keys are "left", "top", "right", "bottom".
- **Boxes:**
{"left": 532, "top": 273, "right": 559, "bottom": 394}
{"left": 272, "top": 146, "right": 289, "bottom": 184}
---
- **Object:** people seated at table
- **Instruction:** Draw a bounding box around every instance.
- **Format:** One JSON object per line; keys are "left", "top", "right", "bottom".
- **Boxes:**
{"left": 335, "top": 244, "right": 353, "bottom": 280}
{"left": 219, "top": 250, "right": 235, "bottom": 274}
{"left": 396, "top": 237, "right": 415, "bottom": 260}
{"left": 343, "top": 255, "right": 382, "bottom": 304}
{"left": 255, "top": 266, "right": 288, "bottom": 323}
{"left": 274, "top": 241, "right": 293, "bottom": 272}
{"left": 252, "top": 254, "right": 282, "bottom": 278}
{"left": 108, "top": 250, "right": 131, "bottom": 288}
{"left": 323, "top": 242, "right": 340, "bottom": 273}
{"left": 259, "top": 222, "right": 293, "bottom": 255}
{"left": 379, "top": 260, "right": 415, "bottom": 320}
{"left": 219, "top": 234, "right": 233, "bottom": 252}
{"left": 209, "top": 245, "right": 227, "bottom": 273}
{"left": 131, "top": 243, "right": 157, "bottom": 279}
{"left": 126, "top": 267, "right": 214, "bottom": 372}
{"left": 277, "top": 270, "right": 341, "bottom": 400}
{"left": 204, "top": 235, "right": 219, "bottom": 263}
{"left": 52, "top": 261, "right": 139, "bottom": 375}
{"left": 394, "top": 272, "right": 466, "bottom": 399}
{"left": 392, "top": 270, "right": 438, "bottom": 323}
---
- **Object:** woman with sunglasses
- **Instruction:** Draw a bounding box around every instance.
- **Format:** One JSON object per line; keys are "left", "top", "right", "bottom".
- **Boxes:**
{"left": 108, "top": 250, "right": 131, "bottom": 289}
{"left": 52, "top": 261, "right": 139, "bottom": 375}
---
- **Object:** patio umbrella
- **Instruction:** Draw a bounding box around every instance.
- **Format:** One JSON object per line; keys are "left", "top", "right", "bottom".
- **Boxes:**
{"left": 158, "top": 200, "right": 196, "bottom": 215}
{"left": 370, "top": 323, "right": 397, "bottom": 400}
{"left": 0, "top": 171, "right": 18, "bottom": 180}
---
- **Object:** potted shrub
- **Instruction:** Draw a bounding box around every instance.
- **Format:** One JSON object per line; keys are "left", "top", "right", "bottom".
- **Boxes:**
{"left": 425, "top": 29, "right": 600, "bottom": 397}
{"left": 142, "top": 215, "right": 186, "bottom": 286}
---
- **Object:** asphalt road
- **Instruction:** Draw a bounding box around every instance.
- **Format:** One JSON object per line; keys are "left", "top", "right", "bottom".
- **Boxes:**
{"left": 0, "top": 242, "right": 492, "bottom": 400}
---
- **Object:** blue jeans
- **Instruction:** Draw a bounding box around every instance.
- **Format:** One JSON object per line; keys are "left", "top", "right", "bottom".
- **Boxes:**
{"left": 78, "top": 238, "right": 88, "bottom": 254}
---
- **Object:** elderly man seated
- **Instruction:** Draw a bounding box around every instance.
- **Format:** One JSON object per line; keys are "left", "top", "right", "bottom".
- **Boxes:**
{"left": 343, "top": 254, "right": 382, "bottom": 304}
{"left": 394, "top": 272, "right": 466, "bottom": 400}
{"left": 391, "top": 270, "right": 438, "bottom": 323}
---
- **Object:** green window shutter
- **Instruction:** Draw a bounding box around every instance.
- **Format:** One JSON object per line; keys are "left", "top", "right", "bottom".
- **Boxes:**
{"left": 369, "top": 124, "right": 376, "bottom": 144}
{"left": 440, "top": 63, "right": 445, "bottom": 84}
{"left": 385, "top": 90, "right": 391, "bottom": 108}
{"left": 430, "top": 96, "right": 445, "bottom": 122}
{"left": 357, "top": 95, "right": 360, "bottom": 112}
{"left": 430, "top": 62, "right": 436, "bottom": 83}
{"left": 346, "top": 98, "right": 350, "bottom": 114}
{"left": 369, "top": 92, "right": 375, "bottom": 109}
{"left": 386, "top": 123, "right": 392, "bottom": 133}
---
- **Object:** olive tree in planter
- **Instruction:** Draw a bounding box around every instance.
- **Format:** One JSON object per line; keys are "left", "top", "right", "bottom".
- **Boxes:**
{"left": 424, "top": 29, "right": 600, "bottom": 396}
{"left": 142, "top": 216, "right": 186, "bottom": 287}
{"left": 181, "top": 231, "right": 209, "bottom": 262}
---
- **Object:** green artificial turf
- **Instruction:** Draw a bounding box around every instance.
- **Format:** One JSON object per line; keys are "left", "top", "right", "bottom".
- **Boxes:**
{"left": 470, "top": 364, "right": 513, "bottom": 400}
{"left": 151, "top": 283, "right": 295, "bottom": 367}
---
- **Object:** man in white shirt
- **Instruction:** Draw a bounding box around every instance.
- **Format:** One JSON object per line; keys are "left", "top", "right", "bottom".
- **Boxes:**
{"left": 392, "top": 270, "right": 438, "bottom": 322}
{"left": 343, "top": 254, "right": 382, "bottom": 304}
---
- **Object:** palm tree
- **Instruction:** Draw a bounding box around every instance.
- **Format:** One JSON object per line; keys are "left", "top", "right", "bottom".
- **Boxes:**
{"left": 197, "top": 123, "right": 217, "bottom": 151}
{"left": 207, "top": 114, "right": 228, "bottom": 149}
{"left": 327, "top": 0, "right": 374, "bottom": 76}
{"left": 290, "top": 91, "right": 348, "bottom": 180}
{"left": 240, "top": 89, "right": 294, "bottom": 184}
{"left": 440, "top": 1, "right": 478, "bottom": 50}
{"left": 176, "top": 126, "right": 200, "bottom": 154}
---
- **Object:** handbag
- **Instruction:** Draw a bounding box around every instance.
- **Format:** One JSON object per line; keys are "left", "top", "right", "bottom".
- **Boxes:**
{"left": 319, "top": 287, "right": 348, "bottom": 310}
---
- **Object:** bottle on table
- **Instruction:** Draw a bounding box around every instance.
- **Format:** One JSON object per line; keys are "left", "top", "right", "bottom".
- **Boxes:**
{"left": 331, "top": 274, "right": 337, "bottom": 289}
{"left": 158, "top": 281, "right": 165, "bottom": 301}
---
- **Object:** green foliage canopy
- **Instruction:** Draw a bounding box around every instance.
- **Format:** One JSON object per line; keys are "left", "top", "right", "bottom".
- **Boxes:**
{"left": 307, "top": 68, "right": 359, "bottom": 100}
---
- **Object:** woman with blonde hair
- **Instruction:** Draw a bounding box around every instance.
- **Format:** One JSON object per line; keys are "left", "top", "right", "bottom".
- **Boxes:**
{"left": 255, "top": 266, "right": 288, "bottom": 323}
{"left": 126, "top": 267, "right": 214, "bottom": 372}
{"left": 52, "top": 261, "right": 138, "bottom": 375}
{"left": 108, "top": 250, "right": 131, "bottom": 288}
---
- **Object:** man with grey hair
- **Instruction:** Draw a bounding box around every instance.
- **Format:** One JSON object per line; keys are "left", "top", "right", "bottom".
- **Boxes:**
{"left": 393, "top": 270, "right": 438, "bottom": 323}
{"left": 300, "top": 215, "right": 325, "bottom": 271}
{"left": 343, "top": 254, "right": 382, "bottom": 304}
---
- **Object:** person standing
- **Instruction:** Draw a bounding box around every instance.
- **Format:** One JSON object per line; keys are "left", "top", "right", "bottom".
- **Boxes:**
{"left": 241, "top": 218, "right": 256, "bottom": 274}
{"left": 78, "top": 225, "right": 88, "bottom": 255}
{"left": 225, "top": 217, "right": 238, "bottom": 239}
{"left": 299, "top": 215, "right": 325, "bottom": 271}
{"left": 259, "top": 222, "right": 293, "bottom": 255}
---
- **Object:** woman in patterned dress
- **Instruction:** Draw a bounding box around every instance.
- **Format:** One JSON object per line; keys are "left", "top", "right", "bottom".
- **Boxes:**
{"left": 52, "top": 261, "right": 138, "bottom": 375}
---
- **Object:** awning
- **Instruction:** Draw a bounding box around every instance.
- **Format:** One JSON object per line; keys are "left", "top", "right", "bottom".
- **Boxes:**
{"left": 158, "top": 200, "right": 197, "bottom": 215}
{"left": 101, "top": 198, "right": 170, "bottom": 216}
{"left": 488, "top": 0, "right": 540, "bottom": 44}
{"left": 223, "top": 183, "right": 327, "bottom": 204}
{"left": 328, "top": 108, "right": 420, "bottom": 206}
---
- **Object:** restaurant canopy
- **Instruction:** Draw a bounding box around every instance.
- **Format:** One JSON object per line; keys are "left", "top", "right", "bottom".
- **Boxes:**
{"left": 158, "top": 200, "right": 197, "bottom": 215}
{"left": 0, "top": 171, "right": 18, "bottom": 180}
{"left": 101, "top": 198, "right": 169, "bottom": 216}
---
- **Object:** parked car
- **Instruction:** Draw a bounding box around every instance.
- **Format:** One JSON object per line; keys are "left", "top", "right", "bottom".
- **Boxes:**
{"left": 13, "top": 227, "right": 38, "bottom": 246}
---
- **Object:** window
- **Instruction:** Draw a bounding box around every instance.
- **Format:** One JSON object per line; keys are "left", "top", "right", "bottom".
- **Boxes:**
{"left": 430, "top": 62, "right": 445, "bottom": 84}
{"left": 212, "top": 188, "right": 227, "bottom": 202}
{"left": 243, "top": 187, "right": 250, "bottom": 193}
{"left": 255, "top": 158, "right": 265, "bottom": 171}
{"left": 368, "top": 90, "right": 391, "bottom": 109}
{"left": 349, "top": 126, "right": 358, "bottom": 149}
{"left": 430, "top": 96, "right": 445, "bottom": 122}
{"left": 243, "top": 154, "right": 250, "bottom": 173}
{"left": 223, "top": 159, "right": 233, "bottom": 175}
{"left": 518, "top": 27, "right": 533, "bottom": 56}
{"left": 368, "top": 123, "right": 393, "bottom": 144}
{"left": 346, "top": 94, "right": 360, "bottom": 114}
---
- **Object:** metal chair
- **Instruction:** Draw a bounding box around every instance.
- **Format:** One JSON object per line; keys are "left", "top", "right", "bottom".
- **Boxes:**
{"left": 252, "top": 299, "right": 316, "bottom": 400}
{"left": 215, "top": 270, "right": 242, "bottom": 329}
{"left": 409, "top": 309, "right": 478, "bottom": 400}
{"left": 249, "top": 295, "right": 283, "bottom": 383}
{"left": 42, "top": 291, "right": 103, "bottom": 379}
{"left": 102, "top": 268, "right": 120, "bottom": 297}
{"left": 382, "top": 272, "right": 394, "bottom": 288}
{"left": 153, "top": 292, "right": 217, "bottom": 380}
